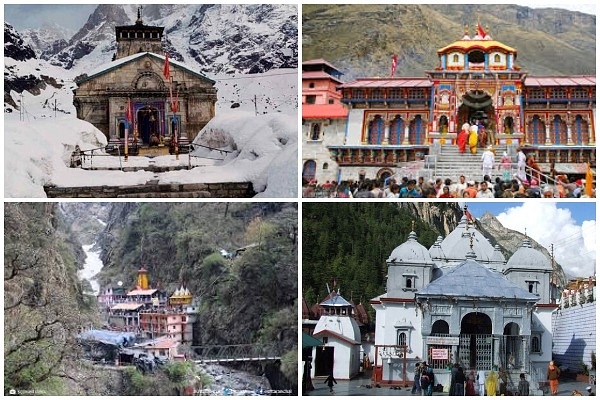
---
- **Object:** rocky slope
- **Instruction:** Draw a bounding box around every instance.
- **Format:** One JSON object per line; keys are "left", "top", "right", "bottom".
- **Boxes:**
{"left": 302, "top": 4, "right": 595, "bottom": 79}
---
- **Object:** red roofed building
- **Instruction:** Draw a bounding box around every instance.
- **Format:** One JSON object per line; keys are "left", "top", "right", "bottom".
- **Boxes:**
{"left": 305, "top": 25, "right": 595, "bottom": 188}
{"left": 302, "top": 59, "right": 349, "bottom": 187}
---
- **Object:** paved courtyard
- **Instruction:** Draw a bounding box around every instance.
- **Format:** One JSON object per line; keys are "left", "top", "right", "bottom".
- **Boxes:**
{"left": 305, "top": 374, "right": 594, "bottom": 396}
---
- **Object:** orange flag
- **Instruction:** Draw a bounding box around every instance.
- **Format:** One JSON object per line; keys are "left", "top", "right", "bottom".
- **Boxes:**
{"left": 585, "top": 163, "right": 593, "bottom": 197}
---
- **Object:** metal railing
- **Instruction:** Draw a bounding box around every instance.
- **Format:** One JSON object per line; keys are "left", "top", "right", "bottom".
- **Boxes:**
{"left": 191, "top": 344, "right": 281, "bottom": 363}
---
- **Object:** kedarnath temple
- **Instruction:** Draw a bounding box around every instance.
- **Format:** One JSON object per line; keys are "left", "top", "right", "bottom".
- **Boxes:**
{"left": 302, "top": 25, "right": 596, "bottom": 185}
{"left": 73, "top": 8, "right": 217, "bottom": 154}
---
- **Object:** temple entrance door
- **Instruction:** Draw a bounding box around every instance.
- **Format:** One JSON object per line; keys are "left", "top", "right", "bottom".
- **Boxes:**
{"left": 459, "top": 312, "right": 492, "bottom": 370}
{"left": 138, "top": 106, "right": 160, "bottom": 145}
{"left": 314, "top": 346, "right": 334, "bottom": 376}
{"left": 458, "top": 90, "right": 494, "bottom": 130}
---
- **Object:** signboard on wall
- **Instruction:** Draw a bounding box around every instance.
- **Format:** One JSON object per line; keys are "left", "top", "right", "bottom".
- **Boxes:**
{"left": 426, "top": 336, "right": 460, "bottom": 345}
{"left": 431, "top": 349, "right": 449, "bottom": 360}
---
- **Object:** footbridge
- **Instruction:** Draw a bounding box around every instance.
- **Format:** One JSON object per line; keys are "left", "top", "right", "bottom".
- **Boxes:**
{"left": 192, "top": 344, "right": 282, "bottom": 363}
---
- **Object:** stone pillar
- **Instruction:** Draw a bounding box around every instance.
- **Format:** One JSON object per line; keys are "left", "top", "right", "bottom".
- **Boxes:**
{"left": 588, "top": 121, "right": 595, "bottom": 145}
{"left": 567, "top": 121, "right": 574, "bottom": 145}
{"left": 544, "top": 120, "right": 551, "bottom": 145}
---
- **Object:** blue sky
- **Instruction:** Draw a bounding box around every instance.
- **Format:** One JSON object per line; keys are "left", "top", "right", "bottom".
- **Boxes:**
{"left": 459, "top": 201, "right": 596, "bottom": 278}
{"left": 463, "top": 201, "right": 596, "bottom": 226}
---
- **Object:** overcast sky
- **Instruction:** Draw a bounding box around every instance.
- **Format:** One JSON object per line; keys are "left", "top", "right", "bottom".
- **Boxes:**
{"left": 463, "top": 202, "right": 596, "bottom": 280}
{"left": 4, "top": 5, "right": 98, "bottom": 31}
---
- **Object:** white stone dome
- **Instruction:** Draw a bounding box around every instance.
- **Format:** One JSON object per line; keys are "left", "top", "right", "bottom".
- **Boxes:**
{"left": 387, "top": 231, "right": 432, "bottom": 264}
{"left": 505, "top": 237, "right": 552, "bottom": 271}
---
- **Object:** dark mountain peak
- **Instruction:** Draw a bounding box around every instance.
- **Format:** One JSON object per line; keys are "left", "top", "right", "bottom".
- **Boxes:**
{"left": 4, "top": 22, "right": 36, "bottom": 61}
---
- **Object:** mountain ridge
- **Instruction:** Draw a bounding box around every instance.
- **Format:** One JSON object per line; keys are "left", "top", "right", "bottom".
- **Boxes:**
{"left": 302, "top": 4, "right": 595, "bottom": 80}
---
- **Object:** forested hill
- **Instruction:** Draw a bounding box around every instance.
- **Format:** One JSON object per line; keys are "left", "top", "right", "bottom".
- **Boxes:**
{"left": 302, "top": 203, "right": 457, "bottom": 309}
{"left": 4, "top": 203, "right": 99, "bottom": 394}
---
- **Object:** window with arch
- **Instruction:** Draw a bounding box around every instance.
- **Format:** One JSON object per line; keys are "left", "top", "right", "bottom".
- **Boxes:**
{"left": 310, "top": 123, "right": 321, "bottom": 141}
{"left": 526, "top": 280, "right": 539, "bottom": 294}
{"left": 302, "top": 160, "right": 316, "bottom": 183}
{"left": 409, "top": 115, "right": 426, "bottom": 144}
{"left": 402, "top": 273, "right": 418, "bottom": 291}
{"left": 527, "top": 115, "right": 545, "bottom": 144}
{"left": 494, "top": 54, "right": 501, "bottom": 63}
{"left": 368, "top": 115, "right": 385, "bottom": 144}
{"left": 453, "top": 54, "right": 459, "bottom": 63}
{"left": 389, "top": 115, "right": 405, "bottom": 145}
{"left": 322, "top": 162, "right": 329, "bottom": 170}
{"left": 573, "top": 115, "right": 589, "bottom": 144}
{"left": 552, "top": 115, "right": 567, "bottom": 144}
{"left": 531, "top": 334, "right": 542, "bottom": 353}
{"left": 398, "top": 332, "right": 407, "bottom": 346}
{"left": 309, "top": 82, "right": 315, "bottom": 89}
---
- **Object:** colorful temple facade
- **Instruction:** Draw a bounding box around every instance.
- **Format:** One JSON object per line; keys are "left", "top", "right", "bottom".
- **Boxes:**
{"left": 302, "top": 26, "right": 595, "bottom": 185}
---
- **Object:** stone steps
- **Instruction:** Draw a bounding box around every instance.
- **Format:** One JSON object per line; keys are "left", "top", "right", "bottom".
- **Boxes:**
{"left": 424, "top": 145, "right": 513, "bottom": 181}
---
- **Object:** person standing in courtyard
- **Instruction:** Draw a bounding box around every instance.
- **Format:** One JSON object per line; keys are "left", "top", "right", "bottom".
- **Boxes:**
{"left": 547, "top": 361, "right": 560, "bottom": 395}
{"left": 518, "top": 373, "right": 530, "bottom": 396}
{"left": 324, "top": 372, "right": 337, "bottom": 394}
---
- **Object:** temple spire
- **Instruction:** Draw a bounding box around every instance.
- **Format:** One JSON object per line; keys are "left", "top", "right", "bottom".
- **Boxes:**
{"left": 136, "top": 6, "right": 143, "bottom": 25}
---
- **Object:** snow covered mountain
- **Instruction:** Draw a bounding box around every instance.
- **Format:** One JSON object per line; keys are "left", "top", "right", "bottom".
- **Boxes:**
{"left": 13, "top": 4, "right": 298, "bottom": 75}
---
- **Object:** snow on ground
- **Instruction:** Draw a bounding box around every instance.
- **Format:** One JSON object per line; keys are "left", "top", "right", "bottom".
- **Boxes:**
{"left": 4, "top": 67, "right": 298, "bottom": 198}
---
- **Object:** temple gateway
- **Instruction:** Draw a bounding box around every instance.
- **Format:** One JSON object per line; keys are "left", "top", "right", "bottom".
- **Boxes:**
{"left": 73, "top": 9, "right": 217, "bottom": 153}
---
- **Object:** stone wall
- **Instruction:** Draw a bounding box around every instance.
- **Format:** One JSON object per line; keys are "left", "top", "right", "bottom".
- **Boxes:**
{"left": 44, "top": 182, "right": 255, "bottom": 198}
{"left": 551, "top": 296, "right": 596, "bottom": 373}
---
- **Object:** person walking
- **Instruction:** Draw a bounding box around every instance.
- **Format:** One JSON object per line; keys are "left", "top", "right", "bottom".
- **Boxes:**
{"left": 468, "top": 121, "right": 479, "bottom": 154}
{"left": 547, "top": 361, "right": 560, "bottom": 395}
{"left": 481, "top": 145, "right": 495, "bottom": 180}
{"left": 466, "top": 370, "right": 476, "bottom": 396}
{"left": 498, "top": 151, "right": 512, "bottom": 181}
{"left": 457, "top": 123, "right": 469, "bottom": 154}
{"left": 324, "top": 372, "right": 337, "bottom": 394}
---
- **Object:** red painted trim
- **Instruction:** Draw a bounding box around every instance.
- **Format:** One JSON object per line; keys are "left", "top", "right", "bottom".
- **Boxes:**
{"left": 314, "top": 330, "right": 360, "bottom": 346}
{"left": 535, "top": 303, "right": 560, "bottom": 308}
{"left": 381, "top": 297, "right": 416, "bottom": 303}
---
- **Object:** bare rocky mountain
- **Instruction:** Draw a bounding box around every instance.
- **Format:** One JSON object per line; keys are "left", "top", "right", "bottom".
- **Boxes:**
{"left": 303, "top": 4, "right": 595, "bottom": 79}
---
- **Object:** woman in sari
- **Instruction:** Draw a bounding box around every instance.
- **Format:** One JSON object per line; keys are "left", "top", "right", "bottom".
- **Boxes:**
{"left": 457, "top": 122, "right": 469, "bottom": 153}
{"left": 468, "top": 122, "right": 479, "bottom": 154}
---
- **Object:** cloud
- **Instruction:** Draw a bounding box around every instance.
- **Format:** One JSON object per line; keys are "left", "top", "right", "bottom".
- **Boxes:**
{"left": 496, "top": 203, "right": 595, "bottom": 278}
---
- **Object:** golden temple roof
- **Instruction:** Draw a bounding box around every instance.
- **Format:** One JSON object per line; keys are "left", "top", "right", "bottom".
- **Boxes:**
{"left": 438, "top": 39, "right": 516, "bottom": 55}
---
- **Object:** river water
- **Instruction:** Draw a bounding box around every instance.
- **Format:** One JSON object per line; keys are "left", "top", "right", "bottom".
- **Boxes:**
{"left": 80, "top": 243, "right": 103, "bottom": 295}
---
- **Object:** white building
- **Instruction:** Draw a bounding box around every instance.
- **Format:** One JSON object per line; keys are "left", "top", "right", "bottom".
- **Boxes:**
{"left": 370, "top": 208, "right": 556, "bottom": 392}
{"left": 311, "top": 293, "right": 362, "bottom": 379}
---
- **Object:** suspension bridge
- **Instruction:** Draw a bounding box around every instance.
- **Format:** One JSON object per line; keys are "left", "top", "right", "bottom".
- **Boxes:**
{"left": 191, "top": 344, "right": 282, "bottom": 363}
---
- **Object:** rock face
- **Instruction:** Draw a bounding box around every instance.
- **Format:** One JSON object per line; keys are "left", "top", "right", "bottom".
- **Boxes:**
{"left": 4, "top": 22, "right": 36, "bottom": 61}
